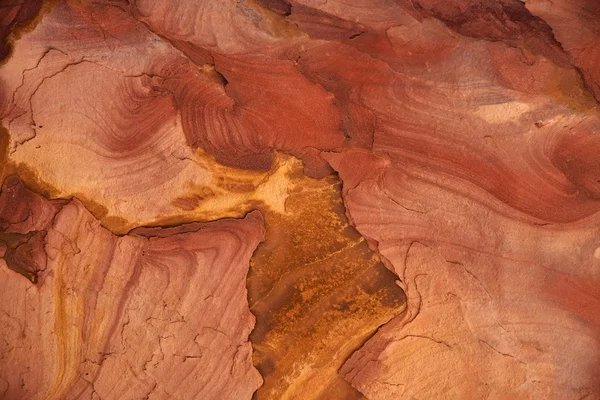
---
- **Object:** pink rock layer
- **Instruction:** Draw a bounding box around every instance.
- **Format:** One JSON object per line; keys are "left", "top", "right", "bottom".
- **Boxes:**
{"left": 1, "top": 0, "right": 600, "bottom": 399}
{"left": 0, "top": 176, "right": 263, "bottom": 399}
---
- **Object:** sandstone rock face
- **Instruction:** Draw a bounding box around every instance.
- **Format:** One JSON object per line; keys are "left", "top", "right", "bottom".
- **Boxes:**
{"left": 0, "top": 176, "right": 263, "bottom": 399}
{"left": 1, "top": 0, "right": 599, "bottom": 399}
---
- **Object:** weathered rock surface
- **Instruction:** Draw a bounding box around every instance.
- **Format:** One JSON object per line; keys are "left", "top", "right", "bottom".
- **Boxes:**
{"left": 524, "top": 0, "right": 600, "bottom": 101}
{"left": 1, "top": 0, "right": 599, "bottom": 399}
{"left": 0, "top": 176, "right": 263, "bottom": 399}
{"left": 248, "top": 166, "right": 406, "bottom": 400}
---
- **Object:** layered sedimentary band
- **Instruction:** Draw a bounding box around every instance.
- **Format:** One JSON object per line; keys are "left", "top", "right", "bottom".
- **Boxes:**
{"left": 1, "top": 0, "right": 599, "bottom": 399}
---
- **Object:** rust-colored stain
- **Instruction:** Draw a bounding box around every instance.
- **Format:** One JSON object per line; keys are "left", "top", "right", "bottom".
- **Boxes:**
{"left": 3, "top": 116, "right": 407, "bottom": 398}
{"left": 248, "top": 172, "right": 407, "bottom": 400}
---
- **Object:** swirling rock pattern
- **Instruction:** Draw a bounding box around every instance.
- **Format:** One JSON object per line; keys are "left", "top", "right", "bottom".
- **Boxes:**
{"left": 1, "top": 0, "right": 599, "bottom": 399}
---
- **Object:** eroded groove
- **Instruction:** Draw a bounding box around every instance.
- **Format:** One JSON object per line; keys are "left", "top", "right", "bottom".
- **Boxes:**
{"left": 248, "top": 169, "right": 406, "bottom": 400}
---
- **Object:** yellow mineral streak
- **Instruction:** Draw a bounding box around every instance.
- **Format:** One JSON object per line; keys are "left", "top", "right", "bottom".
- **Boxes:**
{"left": 2, "top": 118, "right": 300, "bottom": 234}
